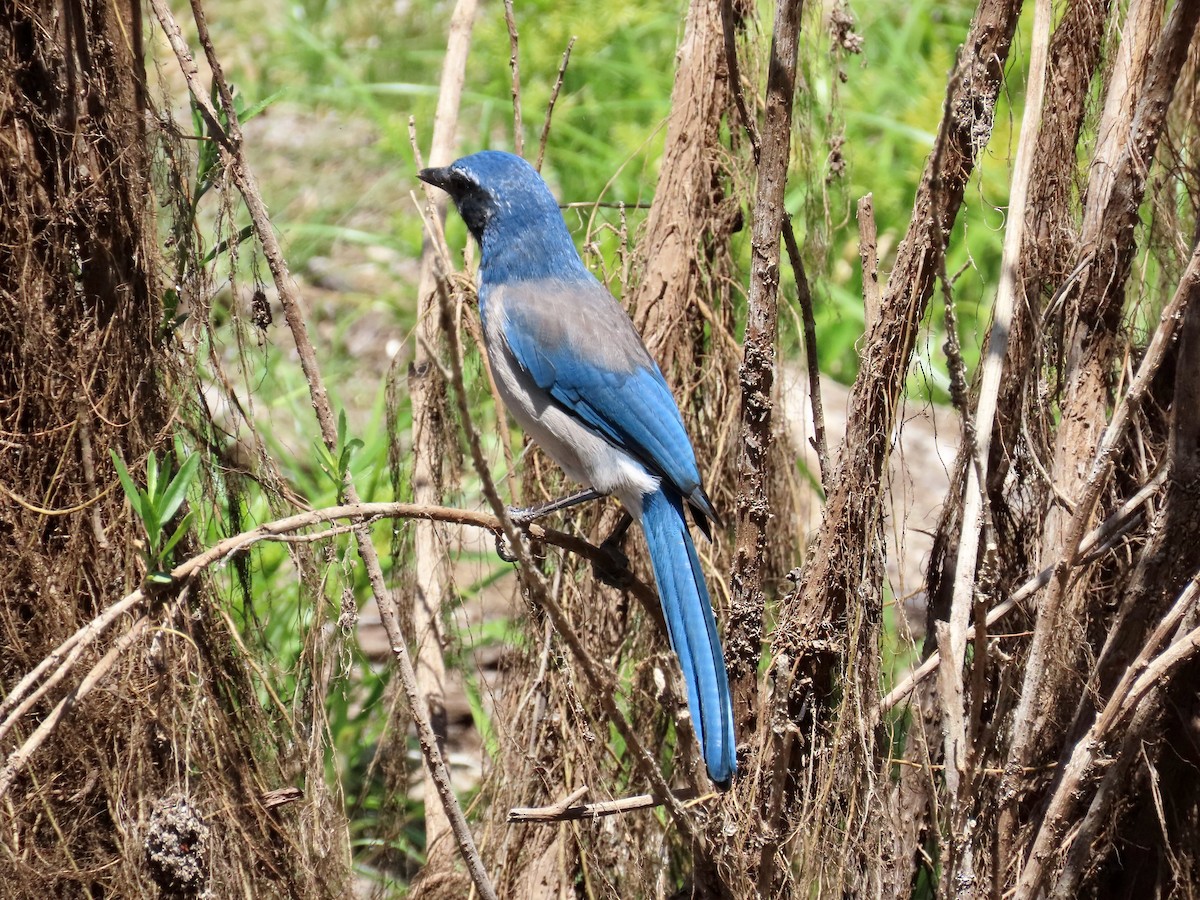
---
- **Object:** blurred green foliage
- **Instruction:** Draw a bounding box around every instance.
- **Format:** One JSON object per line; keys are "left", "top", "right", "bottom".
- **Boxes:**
{"left": 207, "top": 0, "right": 1023, "bottom": 392}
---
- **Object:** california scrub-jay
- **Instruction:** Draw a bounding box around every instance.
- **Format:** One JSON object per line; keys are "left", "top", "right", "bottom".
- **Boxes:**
{"left": 418, "top": 151, "right": 736, "bottom": 788}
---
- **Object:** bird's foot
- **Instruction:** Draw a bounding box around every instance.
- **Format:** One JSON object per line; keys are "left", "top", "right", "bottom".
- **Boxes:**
{"left": 495, "top": 531, "right": 519, "bottom": 563}
{"left": 506, "top": 505, "right": 540, "bottom": 527}
{"left": 506, "top": 488, "right": 604, "bottom": 526}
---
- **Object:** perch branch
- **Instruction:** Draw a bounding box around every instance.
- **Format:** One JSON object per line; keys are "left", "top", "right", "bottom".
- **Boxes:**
{"left": 0, "top": 498, "right": 663, "bottom": 755}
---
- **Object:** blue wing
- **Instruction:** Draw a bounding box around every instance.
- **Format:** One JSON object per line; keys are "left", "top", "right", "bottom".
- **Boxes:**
{"left": 491, "top": 276, "right": 715, "bottom": 520}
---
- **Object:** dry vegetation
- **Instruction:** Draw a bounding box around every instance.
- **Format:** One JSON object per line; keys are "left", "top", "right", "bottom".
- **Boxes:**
{"left": 3, "top": 0, "right": 1200, "bottom": 897}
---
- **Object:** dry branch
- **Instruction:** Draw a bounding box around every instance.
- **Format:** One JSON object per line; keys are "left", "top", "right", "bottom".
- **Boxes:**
{"left": 1003, "top": 3, "right": 1200, "bottom": 808}
{"left": 779, "top": 0, "right": 1022, "bottom": 698}
{"left": 728, "top": 0, "right": 803, "bottom": 741}
{"left": 883, "top": 464, "right": 1169, "bottom": 713}
{"left": 939, "top": 0, "right": 1053, "bottom": 813}
{"left": 1018, "top": 577, "right": 1200, "bottom": 896}
{"left": 508, "top": 787, "right": 705, "bottom": 823}
{"left": 0, "top": 498, "right": 668, "bottom": 794}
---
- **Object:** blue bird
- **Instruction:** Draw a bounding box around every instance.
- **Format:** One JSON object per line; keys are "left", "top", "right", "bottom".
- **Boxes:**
{"left": 418, "top": 151, "right": 736, "bottom": 788}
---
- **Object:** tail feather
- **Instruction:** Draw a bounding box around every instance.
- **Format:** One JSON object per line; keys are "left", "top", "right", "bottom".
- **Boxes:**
{"left": 640, "top": 487, "right": 736, "bottom": 787}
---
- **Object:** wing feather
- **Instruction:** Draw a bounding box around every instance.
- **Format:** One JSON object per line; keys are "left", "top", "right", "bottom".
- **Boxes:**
{"left": 491, "top": 276, "right": 712, "bottom": 516}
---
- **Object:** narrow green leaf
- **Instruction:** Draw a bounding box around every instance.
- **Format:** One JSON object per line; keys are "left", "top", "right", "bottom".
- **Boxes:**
{"left": 145, "top": 452, "right": 159, "bottom": 506}
{"left": 109, "top": 450, "right": 146, "bottom": 522}
{"left": 240, "top": 88, "right": 287, "bottom": 123}
{"left": 159, "top": 452, "right": 201, "bottom": 523}
{"left": 159, "top": 510, "right": 194, "bottom": 564}
{"left": 336, "top": 408, "right": 349, "bottom": 449}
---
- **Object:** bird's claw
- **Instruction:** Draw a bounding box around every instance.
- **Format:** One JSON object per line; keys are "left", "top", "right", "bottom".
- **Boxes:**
{"left": 495, "top": 531, "right": 520, "bottom": 563}
{"left": 496, "top": 523, "right": 545, "bottom": 564}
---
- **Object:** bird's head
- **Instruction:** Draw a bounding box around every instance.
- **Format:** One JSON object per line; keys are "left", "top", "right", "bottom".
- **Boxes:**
{"left": 418, "top": 151, "right": 582, "bottom": 280}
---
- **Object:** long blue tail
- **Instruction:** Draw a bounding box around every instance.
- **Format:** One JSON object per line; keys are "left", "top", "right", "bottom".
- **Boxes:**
{"left": 640, "top": 487, "right": 736, "bottom": 788}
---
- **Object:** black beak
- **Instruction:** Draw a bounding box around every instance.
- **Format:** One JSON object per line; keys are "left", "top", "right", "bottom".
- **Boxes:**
{"left": 417, "top": 166, "right": 454, "bottom": 190}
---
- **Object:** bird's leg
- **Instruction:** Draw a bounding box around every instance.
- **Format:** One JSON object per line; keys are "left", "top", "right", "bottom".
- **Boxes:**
{"left": 496, "top": 488, "right": 606, "bottom": 562}
{"left": 592, "top": 512, "right": 634, "bottom": 589}
{"left": 507, "top": 487, "right": 605, "bottom": 525}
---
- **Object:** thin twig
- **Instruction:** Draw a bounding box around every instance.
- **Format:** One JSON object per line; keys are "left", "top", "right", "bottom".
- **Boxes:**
{"left": 508, "top": 787, "right": 705, "bottom": 823}
{"left": 502, "top": 0, "right": 523, "bottom": 157}
{"left": 781, "top": 218, "right": 829, "bottom": 484}
{"left": 0, "top": 591, "right": 144, "bottom": 738}
{"left": 720, "top": 0, "right": 760, "bottom": 158}
{"left": 508, "top": 785, "right": 590, "bottom": 821}
{"left": 536, "top": 37, "right": 575, "bottom": 172}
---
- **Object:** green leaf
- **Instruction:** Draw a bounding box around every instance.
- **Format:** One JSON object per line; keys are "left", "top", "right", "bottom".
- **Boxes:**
{"left": 314, "top": 440, "right": 339, "bottom": 484}
{"left": 240, "top": 88, "right": 287, "bottom": 123}
{"left": 159, "top": 452, "right": 201, "bottom": 524}
{"left": 159, "top": 510, "right": 195, "bottom": 565}
{"left": 202, "top": 224, "right": 256, "bottom": 264}
{"left": 110, "top": 450, "right": 145, "bottom": 522}
{"left": 338, "top": 438, "right": 364, "bottom": 478}
{"left": 145, "top": 452, "right": 159, "bottom": 506}
{"left": 336, "top": 408, "right": 349, "bottom": 449}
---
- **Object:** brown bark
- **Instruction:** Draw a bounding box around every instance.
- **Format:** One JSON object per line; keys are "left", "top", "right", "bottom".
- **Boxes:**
{"left": 727, "top": 0, "right": 803, "bottom": 757}
{"left": 628, "top": 0, "right": 730, "bottom": 373}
